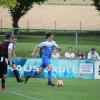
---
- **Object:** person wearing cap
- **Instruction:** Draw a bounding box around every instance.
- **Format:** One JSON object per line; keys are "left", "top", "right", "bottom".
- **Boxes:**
{"left": 87, "top": 48, "right": 100, "bottom": 60}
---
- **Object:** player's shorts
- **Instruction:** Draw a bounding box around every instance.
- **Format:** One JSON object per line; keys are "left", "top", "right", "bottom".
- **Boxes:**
{"left": 0, "top": 58, "right": 7, "bottom": 78}
{"left": 41, "top": 55, "right": 51, "bottom": 68}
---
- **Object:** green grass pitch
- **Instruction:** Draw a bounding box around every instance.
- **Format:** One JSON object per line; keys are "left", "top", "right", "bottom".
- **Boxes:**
{"left": 0, "top": 78, "right": 100, "bottom": 100}
{"left": 0, "top": 35, "right": 100, "bottom": 100}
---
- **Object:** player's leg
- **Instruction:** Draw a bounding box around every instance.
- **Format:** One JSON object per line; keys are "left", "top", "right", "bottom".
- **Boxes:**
{"left": 10, "top": 60, "right": 24, "bottom": 83}
{"left": 1, "top": 74, "right": 7, "bottom": 91}
{"left": 34, "top": 67, "right": 45, "bottom": 75}
{"left": 43, "top": 57, "right": 55, "bottom": 86}
{"left": 24, "top": 67, "right": 44, "bottom": 84}
{"left": 42, "top": 57, "right": 55, "bottom": 86}
{"left": 0, "top": 62, "right": 7, "bottom": 91}
{"left": 12, "top": 64, "right": 24, "bottom": 82}
{"left": 47, "top": 64, "right": 55, "bottom": 86}
{"left": 0, "top": 65, "right": 4, "bottom": 90}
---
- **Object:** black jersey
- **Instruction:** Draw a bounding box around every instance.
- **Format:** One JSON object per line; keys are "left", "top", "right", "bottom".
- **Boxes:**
{"left": 0, "top": 41, "right": 11, "bottom": 58}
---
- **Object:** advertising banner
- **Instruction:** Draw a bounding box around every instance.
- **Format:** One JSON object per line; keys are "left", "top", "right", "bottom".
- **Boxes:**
{"left": 8, "top": 58, "right": 94, "bottom": 79}
{"left": 94, "top": 61, "right": 100, "bottom": 79}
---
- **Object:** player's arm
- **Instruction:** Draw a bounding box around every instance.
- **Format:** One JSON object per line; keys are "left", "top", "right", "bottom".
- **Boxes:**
{"left": 8, "top": 43, "right": 13, "bottom": 67}
{"left": 8, "top": 50, "right": 13, "bottom": 66}
{"left": 31, "top": 43, "right": 43, "bottom": 57}
{"left": 31, "top": 46, "right": 38, "bottom": 57}
{"left": 56, "top": 47, "right": 62, "bottom": 52}
{"left": 31, "top": 42, "right": 45, "bottom": 58}
{"left": 53, "top": 41, "right": 62, "bottom": 51}
{"left": 13, "top": 48, "right": 16, "bottom": 58}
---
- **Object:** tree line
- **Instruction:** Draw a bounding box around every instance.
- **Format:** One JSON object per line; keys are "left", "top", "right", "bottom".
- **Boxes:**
{"left": 0, "top": 0, "right": 100, "bottom": 35}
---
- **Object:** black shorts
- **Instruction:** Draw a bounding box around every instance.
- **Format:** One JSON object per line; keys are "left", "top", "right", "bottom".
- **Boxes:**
{"left": 0, "top": 60, "right": 7, "bottom": 78}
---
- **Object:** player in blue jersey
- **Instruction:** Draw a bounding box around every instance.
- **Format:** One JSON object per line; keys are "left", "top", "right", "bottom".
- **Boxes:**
{"left": 25, "top": 32, "right": 61, "bottom": 86}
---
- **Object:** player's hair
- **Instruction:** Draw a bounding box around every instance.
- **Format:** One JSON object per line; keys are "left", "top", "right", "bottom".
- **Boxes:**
{"left": 46, "top": 32, "right": 53, "bottom": 39}
{"left": 5, "top": 33, "right": 12, "bottom": 40}
{"left": 12, "top": 35, "right": 17, "bottom": 39}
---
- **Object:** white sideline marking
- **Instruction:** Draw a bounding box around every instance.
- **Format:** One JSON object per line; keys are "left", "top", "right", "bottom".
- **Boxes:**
{"left": 9, "top": 91, "right": 42, "bottom": 100}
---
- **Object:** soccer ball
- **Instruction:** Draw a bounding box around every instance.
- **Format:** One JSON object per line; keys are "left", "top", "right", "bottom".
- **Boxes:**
{"left": 56, "top": 80, "right": 64, "bottom": 87}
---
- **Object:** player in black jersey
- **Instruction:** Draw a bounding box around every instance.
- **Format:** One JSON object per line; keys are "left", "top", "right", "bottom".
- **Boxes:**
{"left": 0, "top": 33, "right": 23, "bottom": 91}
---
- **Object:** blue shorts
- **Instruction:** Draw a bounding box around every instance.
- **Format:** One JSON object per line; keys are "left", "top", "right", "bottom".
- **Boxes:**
{"left": 41, "top": 56, "right": 51, "bottom": 69}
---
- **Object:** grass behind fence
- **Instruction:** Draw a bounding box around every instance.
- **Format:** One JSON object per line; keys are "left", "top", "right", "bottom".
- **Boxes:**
{"left": 0, "top": 35, "right": 100, "bottom": 57}
{"left": 1, "top": 35, "right": 100, "bottom": 57}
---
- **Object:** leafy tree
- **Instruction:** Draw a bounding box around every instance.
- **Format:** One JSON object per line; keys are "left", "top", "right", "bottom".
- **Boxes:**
{"left": 0, "top": 0, "right": 47, "bottom": 34}
{"left": 10, "top": 0, "right": 48, "bottom": 34}
{"left": 92, "top": 0, "right": 100, "bottom": 11}
{"left": 0, "top": 0, "right": 66, "bottom": 34}
{"left": 0, "top": 0, "right": 17, "bottom": 8}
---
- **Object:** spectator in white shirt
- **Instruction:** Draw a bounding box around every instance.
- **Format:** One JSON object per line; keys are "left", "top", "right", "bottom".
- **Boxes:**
{"left": 52, "top": 48, "right": 61, "bottom": 59}
{"left": 87, "top": 48, "right": 100, "bottom": 60}
{"left": 65, "top": 47, "right": 75, "bottom": 60}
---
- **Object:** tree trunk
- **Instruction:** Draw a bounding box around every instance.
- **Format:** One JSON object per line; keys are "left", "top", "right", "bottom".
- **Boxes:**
{"left": 12, "top": 19, "right": 19, "bottom": 35}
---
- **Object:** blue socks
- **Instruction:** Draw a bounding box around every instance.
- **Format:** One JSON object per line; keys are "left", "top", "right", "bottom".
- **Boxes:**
{"left": 34, "top": 71, "right": 39, "bottom": 77}
{"left": 48, "top": 70, "right": 52, "bottom": 83}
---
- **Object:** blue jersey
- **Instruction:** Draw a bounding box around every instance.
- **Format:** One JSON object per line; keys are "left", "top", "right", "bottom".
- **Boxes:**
{"left": 38, "top": 40, "right": 58, "bottom": 59}
{"left": 38, "top": 40, "right": 58, "bottom": 68}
